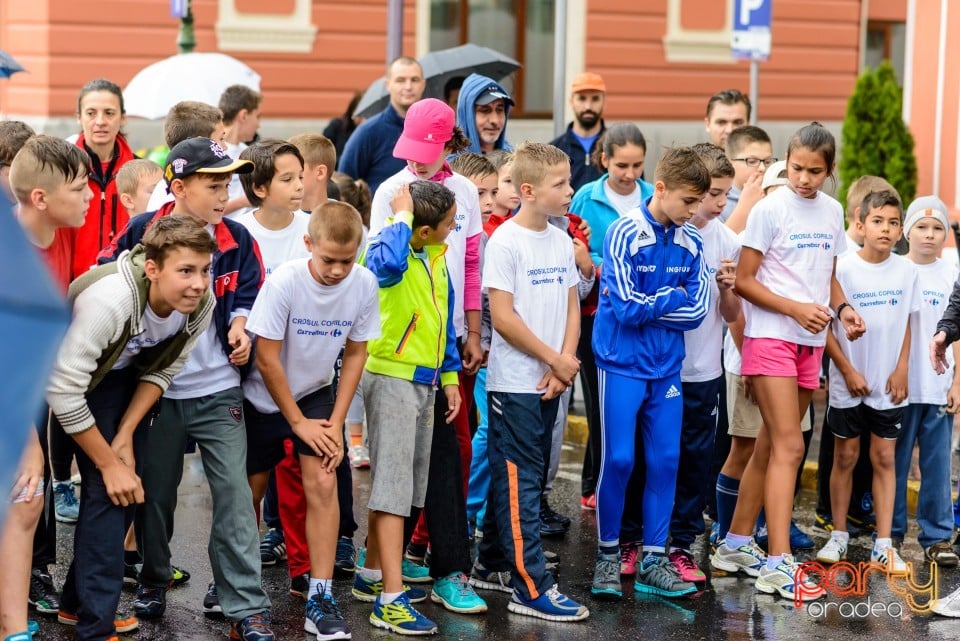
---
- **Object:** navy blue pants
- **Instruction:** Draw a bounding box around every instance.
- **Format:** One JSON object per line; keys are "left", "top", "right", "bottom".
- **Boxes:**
{"left": 669, "top": 376, "right": 722, "bottom": 549}
{"left": 59, "top": 369, "right": 141, "bottom": 641}
{"left": 479, "top": 391, "right": 559, "bottom": 600}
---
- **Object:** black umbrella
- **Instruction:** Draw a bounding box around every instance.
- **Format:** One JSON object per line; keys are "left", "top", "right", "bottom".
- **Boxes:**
{"left": 419, "top": 43, "right": 520, "bottom": 102}
{"left": 353, "top": 43, "right": 520, "bottom": 119}
{"left": 0, "top": 201, "right": 70, "bottom": 523}
{"left": 0, "top": 50, "right": 26, "bottom": 78}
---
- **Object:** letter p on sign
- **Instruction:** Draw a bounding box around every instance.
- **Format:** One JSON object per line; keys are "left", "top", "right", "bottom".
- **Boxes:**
{"left": 740, "top": 0, "right": 764, "bottom": 26}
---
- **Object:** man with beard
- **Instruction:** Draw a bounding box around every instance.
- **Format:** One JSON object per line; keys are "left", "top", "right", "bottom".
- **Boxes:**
{"left": 550, "top": 73, "right": 607, "bottom": 192}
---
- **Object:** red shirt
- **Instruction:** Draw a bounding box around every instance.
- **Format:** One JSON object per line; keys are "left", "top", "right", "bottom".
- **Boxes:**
{"left": 39, "top": 227, "right": 76, "bottom": 293}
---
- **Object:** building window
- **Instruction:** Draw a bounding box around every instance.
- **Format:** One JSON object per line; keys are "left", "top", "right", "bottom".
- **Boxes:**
{"left": 428, "top": 0, "right": 554, "bottom": 116}
{"left": 865, "top": 21, "right": 906, "bottom": 84}
{"left": 216, "top": 0, "right": 317, "bottom": 53}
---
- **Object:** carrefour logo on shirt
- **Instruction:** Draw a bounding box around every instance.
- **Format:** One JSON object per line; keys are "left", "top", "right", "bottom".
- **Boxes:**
{"left": 790, "top": 232, "right": 833, "bottom": 250}
{"left": 851, "top": 289, "right": 902, "bottom": 308}
{"left": 924, "top": 290, "right": 945, "bottom": 307}
{"left": 527, "top": 265, "right": 568, "bottom": 286}
{"left": 291, "top": 317, "right": 354, "bottom": 337}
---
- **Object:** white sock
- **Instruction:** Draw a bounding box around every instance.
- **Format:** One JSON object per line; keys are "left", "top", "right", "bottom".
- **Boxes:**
{"left": 359, "top": 567, "right": 382, "bottom": 581}
{"left": 309, "top": 577, "right": 331, "bottom": 597}
{"left": 874, "top": 537, "right": 893, "bottom": 552}
{"left": 380, "top": 590, "right": 403, "bottom": 604}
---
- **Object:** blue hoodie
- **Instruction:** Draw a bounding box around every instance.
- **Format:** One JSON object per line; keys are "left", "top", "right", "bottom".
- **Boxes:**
{"left": 456, "top": 73, "right": 513, "bottom": 155}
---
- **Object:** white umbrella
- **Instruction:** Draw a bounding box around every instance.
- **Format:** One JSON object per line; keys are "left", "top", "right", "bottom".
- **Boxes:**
{"left": 123, "top": 53, "right": 261, "bottom": 120}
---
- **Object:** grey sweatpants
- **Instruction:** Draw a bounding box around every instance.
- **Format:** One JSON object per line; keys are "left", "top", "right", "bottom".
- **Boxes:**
{"left": 363, "top": 372, "right": 434, "bottom": 516}
{"left": 136, "top": 386, "right": 271, "bottom": 621}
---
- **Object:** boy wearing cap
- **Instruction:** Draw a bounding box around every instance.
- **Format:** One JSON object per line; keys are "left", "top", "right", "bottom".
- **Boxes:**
{"left": 456, "top": 73, "right": 515, "bottom": 155}
{"left": 98, "top": 138, "right": 275, "bottom": 641}
{"left": 550, "top": 72, "right": 607, "bottom": 192}
{"left": 896, "top": 196, "right": 960, "bottom": 566}
{"left": 816, "top": 189, "right": 918, "bottom": 573}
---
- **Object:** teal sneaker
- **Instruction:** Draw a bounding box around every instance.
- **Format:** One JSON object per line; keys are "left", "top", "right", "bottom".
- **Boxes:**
{"left": 370, "top": 592, "right": 437, "bottom": 635}
{"left": 430, "top": 572, "right": 487, "bottom": 614}
{"left": 401, "top": 557, "right": 432, "bottom": 584}
{"left": 351, "top": 574, "right": 427, "bottom": 604}
{"left": 590, "top": 553, "right": 622, "bottom": 600}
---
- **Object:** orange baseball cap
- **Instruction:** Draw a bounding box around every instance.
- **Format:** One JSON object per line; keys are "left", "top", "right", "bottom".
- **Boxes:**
{"left": 571, "top": 72, "right": 606, "bottom": 94}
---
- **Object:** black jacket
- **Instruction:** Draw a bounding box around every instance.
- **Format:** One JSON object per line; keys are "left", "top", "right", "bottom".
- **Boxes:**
{"left": 550, "top": 121, "right": 606, "bottom": 193}
{"left": 936, "top": 280, "right": 960, "bottom": 344}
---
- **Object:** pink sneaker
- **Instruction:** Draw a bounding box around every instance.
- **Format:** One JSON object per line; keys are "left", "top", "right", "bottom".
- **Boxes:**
{"left": 620, "top": 542, "right": 639, "bottom": 576}
{"left": 580, "top": 494, "right": 596, "bottom": 511}
{"left": 668, "top": 549, "right": 706, "bottom": 583}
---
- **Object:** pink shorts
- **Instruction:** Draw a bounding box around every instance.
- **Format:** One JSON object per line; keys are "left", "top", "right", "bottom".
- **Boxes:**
{"left": 741, "top": 337, "right": 824, "bottom": 390}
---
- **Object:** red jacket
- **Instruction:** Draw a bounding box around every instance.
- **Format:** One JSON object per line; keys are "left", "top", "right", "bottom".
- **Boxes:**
{"left": 72, "top": 133, "right": 137, "bottom": 280}
{"left": 484, "top": 211, "right": 598, "bottom": 315}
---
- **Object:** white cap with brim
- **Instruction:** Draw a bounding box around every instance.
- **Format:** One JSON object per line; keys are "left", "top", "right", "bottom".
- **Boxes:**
{"left": 761, "top": 160, "right": 789, "bottom": 191}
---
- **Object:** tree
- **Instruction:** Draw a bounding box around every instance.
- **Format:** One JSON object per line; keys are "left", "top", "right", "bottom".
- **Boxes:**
{"left": 839, "top": 61, "right": 917, "bottom": 208}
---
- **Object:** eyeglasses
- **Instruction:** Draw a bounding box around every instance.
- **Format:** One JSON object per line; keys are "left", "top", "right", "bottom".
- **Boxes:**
{"left": 732, "top": 157, "right": 778, "bottom": 168}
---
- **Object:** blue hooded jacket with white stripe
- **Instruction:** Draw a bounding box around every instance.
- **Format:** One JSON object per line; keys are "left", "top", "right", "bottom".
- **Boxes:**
{"left": 592, "top": 198, "right": 710, "bottom": 380}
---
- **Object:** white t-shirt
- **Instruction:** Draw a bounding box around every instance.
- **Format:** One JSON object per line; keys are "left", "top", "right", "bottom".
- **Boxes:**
{"left": 164, "top": 223, "right": 243, "bottom": 399}
{"left": 908, "top": 259, "right": 960, "bottom": 404}
{"left": 146, "top": 180, "right": 174, "bottom": 213}
{"left": 235, "top": 211, "right": 310, "bottom": 277}
{"left": 602, "top": 181, "right": 641, "bottom": 217}
{"left": 370, "top": 169, "right": 483, "bottom": 337}
{"left": 829, "top": 252, "right": 919, "bottom": 410}
{"left": 741, "top": 187, "right": 846, "bottom": 346}
{"left": 225, "top": 141, "right": 248, "bottom": 202}
{"left": 112, "top": 305, "right": 186, "bottom": 371}
{"left": 839, "top": 231, "right": 862, "bottom": 258}
{"left": 483, "top": 219, "right": 579, "bottom": 394}
{"left": 722, "top": 329, "right": 742, "bottom": 376}
{"left": 243, "top": 258, "right": 381, "bottom": 413}
{"left": 682, "top": 219, "right": 741, "bottom": 382}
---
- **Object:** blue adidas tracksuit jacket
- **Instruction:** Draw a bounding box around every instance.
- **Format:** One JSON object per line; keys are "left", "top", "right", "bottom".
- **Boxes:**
{"left": 592, "top": 198, "right": 710, "bottom": 550}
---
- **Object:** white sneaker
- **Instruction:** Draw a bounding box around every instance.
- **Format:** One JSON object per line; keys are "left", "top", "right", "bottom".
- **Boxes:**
{"left": 348, "top": 444, "right": 370, "bottom": 469}
{"left": 755, "top": 554, "right": 824, "bottom": 601}
{"left": 815, "top": 534, "right": 848, "bottom": 564}
{"left": 932, "top": 586, "right": 960, "bottom": 617}
{"left": 710, "top": 539, "right": 766, "bottom": 577}
{"left": 872, "top": 546, "right": 907, "bottom": 574}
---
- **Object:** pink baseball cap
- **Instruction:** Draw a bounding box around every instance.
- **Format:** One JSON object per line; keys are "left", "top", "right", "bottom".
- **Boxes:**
{"left": 393, "top": 98, "right": 455, "bottom": 164}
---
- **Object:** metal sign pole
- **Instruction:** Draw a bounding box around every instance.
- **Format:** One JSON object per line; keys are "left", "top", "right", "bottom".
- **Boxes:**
{"left": 750, "top": 57, "right": 759, "bottom": 125}
{"left": 552, "top": 0, "right": 568, "bottom": 139}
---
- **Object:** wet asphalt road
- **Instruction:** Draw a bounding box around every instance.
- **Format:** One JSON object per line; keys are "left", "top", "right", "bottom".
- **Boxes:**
{"left": 33, "top": 442, "right": 960, "bottom": 641}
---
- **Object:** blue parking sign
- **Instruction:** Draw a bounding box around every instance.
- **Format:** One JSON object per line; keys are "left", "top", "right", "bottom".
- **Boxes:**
{"left": 732, "top": 0, "right": 772, "bottom": 60}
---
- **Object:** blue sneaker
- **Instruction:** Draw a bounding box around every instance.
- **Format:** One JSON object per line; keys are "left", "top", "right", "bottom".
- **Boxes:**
{"left": 52, "top": 482, "right": 79, "bottom": 523}
{"left": 4, "top": 633, "right": 31, "bottom": 641}
{"left": 790, "top": 521, "right": 815, "bottom": 550}
{"left": 709, "top": 522, "right": 720, "bottom": 549}
{"left": 507, "top": 585, "right": 590, "bottom": 622}
{"left": 229, "top": 611, "right": 274, "bottom": 641}
{"left": 259, "top": 528, "right": 286, "bottom": 566}
{"left": 133, "top": 585, "right": 167, "bottom": 619}
{"left": 756, "top": 520, "right": 815, "bottom": 551}
{"left": 27, "top": 620, "right": 39, "bottom": 635}
{"left": 351, "top": 574, "right": 426, "bottom": 603}
{"left": 370, "top": 592, "right": 437, "bottom": 635}
{"left": 334, "top": 537, "right": 356, "bottom": 578}
{"left": 430, "top": 572, "right": 487, "bottom": 613}
{"left": 402, "top": 557, "right": 432, "bottom": 583}
{"left": 304, "top": 585, "right": 350, "bottom": 640}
